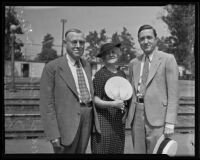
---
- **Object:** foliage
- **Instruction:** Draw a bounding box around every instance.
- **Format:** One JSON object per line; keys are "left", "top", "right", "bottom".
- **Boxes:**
{"left": 159, "top": 4, "right": 195, "bottom": 76}
{"left": 85, "top": 27, "right": 136, "bottom": 64}
{"left": 35, "top": 33, "right": 58, "bottom": 62}
{"left": 85, "top": 29, "right": 108, "bottom": 61}
{"left": 5, "top": 6, "right": 24, "bottom": 60}
{"left": 157, "top": 36, "right": 177, "bottom": 54}
{"left": 112, "top": 27, "right": 136, "bottom": 64}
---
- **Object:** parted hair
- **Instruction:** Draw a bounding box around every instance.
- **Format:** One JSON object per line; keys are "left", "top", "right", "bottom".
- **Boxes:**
{"left": 137, "top": 24, "right": 157, "bottom": 38}
{"left": 64, "top": 28, "right": 83, "bottom": 39}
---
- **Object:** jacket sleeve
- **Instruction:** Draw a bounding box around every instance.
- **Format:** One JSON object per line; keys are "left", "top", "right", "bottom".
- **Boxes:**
{"left": 39, "top": 62, "right": 60, "bottom": 140}
{"left": 127, "top": 61, "right": 134, "bottom": 107}
{"left": 165, "top": 54, "right": 179, "bottom": 124}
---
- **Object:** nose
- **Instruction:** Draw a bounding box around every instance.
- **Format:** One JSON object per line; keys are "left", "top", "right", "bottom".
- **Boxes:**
{"left": 109, "top": 52, "right": 114, "bottom": 56}
{"left": 75, "top": 41, "right": 80, "bottom": 47}
{"left": 144, "top": 38, "right": 148, "bottom": 44}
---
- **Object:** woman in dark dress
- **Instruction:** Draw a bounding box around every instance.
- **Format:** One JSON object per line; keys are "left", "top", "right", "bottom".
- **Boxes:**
{"left": 91, "top": 42, "right": 128, "bottom": 154}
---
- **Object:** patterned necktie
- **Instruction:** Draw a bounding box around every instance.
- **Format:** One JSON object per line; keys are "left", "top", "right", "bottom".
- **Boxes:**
{"left": 76, "top": 61, "right": 90, "bottom": 103}
{"left": 139, "top": 55, "right": 149, "bottom": 96}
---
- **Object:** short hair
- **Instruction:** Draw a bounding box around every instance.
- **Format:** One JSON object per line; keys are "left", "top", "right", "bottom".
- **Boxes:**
{"left": 137, "top": 24, "right": 157, "bottom": 38}
{"left": 64, "top": 28, "right": 83, "bottom": 39}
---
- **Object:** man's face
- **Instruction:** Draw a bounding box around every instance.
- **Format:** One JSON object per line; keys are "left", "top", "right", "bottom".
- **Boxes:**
{"left": 138, "top": 29, "right": 157, "bottom": 55}
{"left": 65, "top": 32, "right": 85, "bottom": 61}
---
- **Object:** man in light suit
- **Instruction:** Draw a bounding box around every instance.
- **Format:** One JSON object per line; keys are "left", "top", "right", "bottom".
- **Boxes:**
{"left": 40, "top": 28, "right": 100, "bottom": 153}
{"left": 127, "top": 25, "right": 179, "bottom": 154}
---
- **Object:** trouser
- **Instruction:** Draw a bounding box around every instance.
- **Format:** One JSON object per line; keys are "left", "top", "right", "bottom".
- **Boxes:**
{"left": 131, "top": 102, "right": 164, "bottom": 154}
{"left": 53, "top": 107, "right": 93, "bottom": 153}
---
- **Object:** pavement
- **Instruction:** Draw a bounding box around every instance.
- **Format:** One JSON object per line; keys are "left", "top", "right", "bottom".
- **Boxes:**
{"left": 5, "top": 132, "right": 195, "bottom": 156}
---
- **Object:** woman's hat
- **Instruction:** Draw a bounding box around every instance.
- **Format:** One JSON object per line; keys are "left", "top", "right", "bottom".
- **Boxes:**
{"left": 97, "top": 42, "right": 121, "bottom": 58}
{"left": 153, "top": 134, "right": 178, "bottom": 156}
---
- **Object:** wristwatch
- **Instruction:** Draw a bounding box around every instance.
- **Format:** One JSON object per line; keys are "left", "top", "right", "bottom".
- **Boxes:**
{"left": 50, "top": 138, "right": 59, "bottom": 144}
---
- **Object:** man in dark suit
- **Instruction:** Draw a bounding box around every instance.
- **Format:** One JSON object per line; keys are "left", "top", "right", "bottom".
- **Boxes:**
{"left": 39, "top": 28, "right": 100, "bottom": 153}
{"left": 127, "top": 25, "right": 179, "bottom": 153}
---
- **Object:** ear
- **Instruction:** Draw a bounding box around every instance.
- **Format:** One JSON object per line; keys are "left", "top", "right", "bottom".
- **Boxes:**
{"left": 155, "top": 37, "right": 159, "bottom": 44}
{"left": 63, "top": 39, "right": 67, "bottom": 44}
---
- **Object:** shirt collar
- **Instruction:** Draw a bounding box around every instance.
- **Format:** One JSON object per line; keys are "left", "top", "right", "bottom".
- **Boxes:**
{"left": 66, "top": 53, "right": 77, "bottom": 66}
{"left": 143, "top": 47, "right": 157, "bottom": 63}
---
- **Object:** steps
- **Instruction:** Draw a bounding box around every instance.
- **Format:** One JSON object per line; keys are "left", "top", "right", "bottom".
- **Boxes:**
{"left": 4, "top": 78, "right": 195, "bottom": 139}
{"left": 4, "top": 77, "right": 40, "bottom": 90}
{"left": 4, "top": 95, "right": 195, "bottom": 139}
{"left": 175, "top": 97, "right": 195, "bottom": 133}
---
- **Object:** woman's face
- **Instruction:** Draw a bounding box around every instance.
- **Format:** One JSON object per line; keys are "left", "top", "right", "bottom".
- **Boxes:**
{"left": 103, "top": 47, "right": 121, "bottom": 64}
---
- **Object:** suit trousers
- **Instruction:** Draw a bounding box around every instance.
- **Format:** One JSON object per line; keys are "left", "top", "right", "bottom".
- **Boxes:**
{"left": 54, "top": 106, "right": 93, "bottom": 153}
{"left": 131, "top": 102, "right": 164, "bottom": 154}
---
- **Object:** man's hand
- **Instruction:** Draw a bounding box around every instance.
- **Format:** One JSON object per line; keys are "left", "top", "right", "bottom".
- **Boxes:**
{"left": 50, "top": 138, "right": 65, "bottom": 153}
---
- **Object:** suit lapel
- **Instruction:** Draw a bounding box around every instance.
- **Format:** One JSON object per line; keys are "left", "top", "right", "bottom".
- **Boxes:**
{"left": 133, "top": 55, "right": 142, "bottom": 91}
{"left": 58, "top": 57, "right": 78, "bottom": 98}
{"left": 146, "top": 51, "right": 161, "bottom": 86}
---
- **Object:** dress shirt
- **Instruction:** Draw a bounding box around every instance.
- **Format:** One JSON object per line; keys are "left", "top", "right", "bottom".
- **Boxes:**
{"left": 137, "top": 48, "right": 154, "bottom": 92}
{"left": 66, "top": 54, "right": 91, "bottom": 102}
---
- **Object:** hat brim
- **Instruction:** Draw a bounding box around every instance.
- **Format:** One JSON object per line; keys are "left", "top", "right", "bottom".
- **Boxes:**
{"left": 162, "top": 140, "right": 177, "bottom": 155}
{"left": 97, "top": 43, "right": 121, "bottom": 58}
{"left": 153, "top": 134, "right": 165, "bottom": 154}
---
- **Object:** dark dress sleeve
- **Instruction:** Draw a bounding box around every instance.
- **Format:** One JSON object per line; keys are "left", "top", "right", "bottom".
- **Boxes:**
{"left": 93, "top": 70, "right": 104, "bottom": 99}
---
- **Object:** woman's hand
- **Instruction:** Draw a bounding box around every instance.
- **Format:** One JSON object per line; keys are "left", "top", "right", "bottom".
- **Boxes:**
{"left": 111, "top": 99, "right": 125, "bottom": 111}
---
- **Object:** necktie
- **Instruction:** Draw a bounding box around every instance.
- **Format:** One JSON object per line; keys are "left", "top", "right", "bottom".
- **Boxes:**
{"left": 139, "top": 55, "right": 149, "bottom": 96}
{"left": 76, "top": 61, "right": 90, "bottom": 103}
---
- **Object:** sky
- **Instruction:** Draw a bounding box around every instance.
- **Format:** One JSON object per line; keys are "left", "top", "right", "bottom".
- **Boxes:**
{"left": 14, "top": 6, "right": 170, "bottom": 59}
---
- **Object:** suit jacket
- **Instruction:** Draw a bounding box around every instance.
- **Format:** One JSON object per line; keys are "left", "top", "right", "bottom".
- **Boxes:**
{"left": 39, "top": 56, "right": 100, "bottom": 146}
{"left": 127, "top": 50, "right": 179, "bottom": 127}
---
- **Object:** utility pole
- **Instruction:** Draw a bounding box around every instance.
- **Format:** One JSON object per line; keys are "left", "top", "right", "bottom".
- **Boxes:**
{"left": 60, "top": 19, "right": 67, "bottom": 56}
{"left": 10, "top": 25, "right": 17, "bottom": 92}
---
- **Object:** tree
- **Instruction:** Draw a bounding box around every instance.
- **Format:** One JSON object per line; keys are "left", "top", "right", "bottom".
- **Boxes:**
{"left": 85, "top": 28, "right": 136, "bottom": 64}
{"left": 35, "top": 33, "right": 58, "bottom": 62}
{"left": 112, "top": 27, "right": 136, "bottom": 64}
{"left": 159, "top": 4, "right": 195, "bottom": 76}
{"left": 5, "top": 6, "right": 24, "bottom": 60}
{"left": 157, "top": 36, "right": 177, "bottom": 54}
{"left": 85, "top": 29, "right": 108, "bottom": 61}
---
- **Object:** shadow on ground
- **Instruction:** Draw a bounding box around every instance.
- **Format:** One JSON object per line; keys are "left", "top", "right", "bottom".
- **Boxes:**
{"left": 5, "top": 132, "right": 194, "bottom": 156}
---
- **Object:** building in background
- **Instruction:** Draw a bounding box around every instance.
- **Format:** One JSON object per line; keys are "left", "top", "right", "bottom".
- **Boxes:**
{"left": 4, "top": 60, "right": 192, "bottom": 80}
{"left": 4, "top": 60, "right": 104, "bottom": 78}
{"left": 4, "top": 60, "right": 45, "bottom": 78}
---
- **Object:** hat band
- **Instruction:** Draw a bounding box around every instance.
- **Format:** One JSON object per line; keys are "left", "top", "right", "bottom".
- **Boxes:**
{"left": 157, "top": 138, "right": 171, "bottom": 154}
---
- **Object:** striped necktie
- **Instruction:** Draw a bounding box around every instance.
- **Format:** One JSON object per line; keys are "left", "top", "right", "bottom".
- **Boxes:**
{"left": 75, "top": 61, "right": 90, "bottom": 103}
{"left": 139, "top": 55, "right": 149, "bottom": 96}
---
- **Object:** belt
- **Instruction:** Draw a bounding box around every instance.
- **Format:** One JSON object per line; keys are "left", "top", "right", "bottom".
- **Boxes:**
{"left": 80, "top": 101, "right": 92, "bottom": 107}
{"left": 136, "top": 96, "right": 144, "bottom": 103}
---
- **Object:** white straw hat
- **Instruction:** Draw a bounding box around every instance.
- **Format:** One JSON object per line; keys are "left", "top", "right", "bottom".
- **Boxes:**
{"left": 153, "top": 134, "right": 178, "bottom": 156}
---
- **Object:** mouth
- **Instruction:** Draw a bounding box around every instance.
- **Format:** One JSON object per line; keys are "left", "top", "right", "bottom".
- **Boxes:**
{"left": 109, "top": 57, "right": 117, "bottom": 59}
{"left": 144, "top": 45, "right": 151, "bottom": 48}
{"left": 73, "top": 50, "right": 82, "bottom": 53}
{"left": 108, "top": 58, "right": 118, "bottom": 63}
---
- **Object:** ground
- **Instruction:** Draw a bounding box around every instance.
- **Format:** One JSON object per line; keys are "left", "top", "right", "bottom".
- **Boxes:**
{"left": 5, "top": 131, "right": 194, "bottom": 156}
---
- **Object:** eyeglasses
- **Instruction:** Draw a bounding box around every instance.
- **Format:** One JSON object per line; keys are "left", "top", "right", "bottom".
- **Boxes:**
{"left": 70, "top": 40, "right": 85, "bottom": 46}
